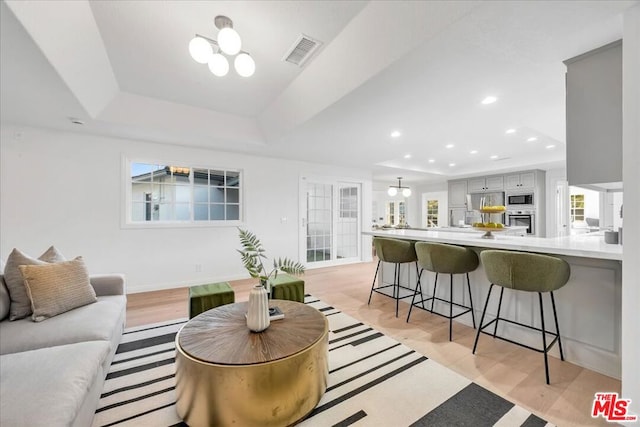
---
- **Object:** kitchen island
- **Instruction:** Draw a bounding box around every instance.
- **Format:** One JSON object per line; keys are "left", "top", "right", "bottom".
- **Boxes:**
{"left": 375, "top": 225, "right": 529, "bottom": 236}
{"left": 364, "top": 229, "right": 622, "bottom": 378}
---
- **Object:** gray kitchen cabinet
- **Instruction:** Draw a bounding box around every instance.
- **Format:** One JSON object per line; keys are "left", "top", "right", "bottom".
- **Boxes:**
{"left": 505, "top": 172, "right": 535, "bottom": 190}
{"left": 564, "top": 40, "right": 622, "bottom": 186}
{"left": 467, "top": 178, "right": 486, "bottom": 192}
{"left": 448, "top": 180, "right": 467, "bottom": 207}
{"left": 468, "top": 176, "right": 504, "bottom": 192}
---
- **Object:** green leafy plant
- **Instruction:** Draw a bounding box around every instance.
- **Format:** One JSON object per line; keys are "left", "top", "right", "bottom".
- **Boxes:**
{"left": 237, "top": 228, "right": 305, "bottom": 287}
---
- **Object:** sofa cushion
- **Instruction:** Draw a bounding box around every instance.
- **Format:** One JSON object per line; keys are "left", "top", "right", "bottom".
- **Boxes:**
{"left": 0, "top": 295, "right": 125, "bottom": 355}
{"left": 0, "top": 341, "right": 110, "bottom": 427}
{"left": 20, "top": 257, "right": 97, "bottom": 322}
{"left": 3, "top": 246, "right": 66, "bottom": 320}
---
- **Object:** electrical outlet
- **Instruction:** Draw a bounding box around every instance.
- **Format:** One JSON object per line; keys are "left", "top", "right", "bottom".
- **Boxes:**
{"left": 195, "top": 264, "right": 202, "bottom": 272}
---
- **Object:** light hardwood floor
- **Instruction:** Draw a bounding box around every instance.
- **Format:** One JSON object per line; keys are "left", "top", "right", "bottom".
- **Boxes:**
{"left": 126, "top": 260, "right": 620, "bottom": 427}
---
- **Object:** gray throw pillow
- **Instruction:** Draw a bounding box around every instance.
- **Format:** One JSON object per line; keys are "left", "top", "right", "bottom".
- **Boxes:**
{"left": 3, "top": 246, "right": 66, "bottom": 320}
{"left": 20, "top": 257, "right": 97, "bottom": 322}
{"left": 0, "top": 280, "right": 10, "bottom": 320}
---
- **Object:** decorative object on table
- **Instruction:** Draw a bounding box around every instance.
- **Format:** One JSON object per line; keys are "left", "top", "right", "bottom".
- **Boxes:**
{"left": 237, "top": 228, "right": 305, "bottom": 291}
{"left": 246, "top": 284, "right": 270, "bottom": 332}
{"left": 472, "top": 205, "right": 507, "bottom": 239}
{"left": 269, "top": 306, "right": 285, "bottom": 320}
{"left": 237, "top": 228, "right": 305, "bottom": 330}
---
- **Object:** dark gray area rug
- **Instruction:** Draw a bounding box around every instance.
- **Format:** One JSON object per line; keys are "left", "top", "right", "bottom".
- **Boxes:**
{"left": 92, "top": 296, "right": 553, "bottom": 427}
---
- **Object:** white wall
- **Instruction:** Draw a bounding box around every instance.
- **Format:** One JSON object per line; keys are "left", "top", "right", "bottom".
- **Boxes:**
{"left": 622, "top": 4, "right": 640, "bottom": 424}
{"left": 0, "top": 125, "right": 372, "bottom": 293}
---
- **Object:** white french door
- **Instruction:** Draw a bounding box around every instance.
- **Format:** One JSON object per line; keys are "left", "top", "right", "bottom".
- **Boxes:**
{"left": 299, "top": 177, "right": 362, "bottom": 268}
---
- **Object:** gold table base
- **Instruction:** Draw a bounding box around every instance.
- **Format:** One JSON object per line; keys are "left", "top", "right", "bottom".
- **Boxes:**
{"left": 175, "top": 328, "right": 328, "bottom": 427}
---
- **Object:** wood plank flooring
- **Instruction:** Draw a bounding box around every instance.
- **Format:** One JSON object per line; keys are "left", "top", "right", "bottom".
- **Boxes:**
{"left": 126, "top": 260, "right": 620, "bottom": 427}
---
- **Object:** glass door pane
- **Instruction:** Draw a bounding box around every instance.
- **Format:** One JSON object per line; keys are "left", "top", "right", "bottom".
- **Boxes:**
{"left": 336, "top": 185, "right": 359, "bottom": 260}
{"left": 306, "top": 183, "right": 332, "bottom": 263}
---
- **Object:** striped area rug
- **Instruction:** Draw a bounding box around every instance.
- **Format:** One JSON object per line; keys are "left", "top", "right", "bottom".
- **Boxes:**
{"left": 92, "top": 296, "right": 553, "bottom": 427}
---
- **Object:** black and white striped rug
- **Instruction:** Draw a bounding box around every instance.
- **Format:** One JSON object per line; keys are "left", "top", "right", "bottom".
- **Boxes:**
{"left": 92, "top": 296, "right": 553, "bottom": 427}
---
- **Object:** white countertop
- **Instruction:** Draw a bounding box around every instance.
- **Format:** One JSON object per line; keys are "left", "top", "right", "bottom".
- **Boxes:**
{"left": 364, "top": 229, "right": 622, "bottom": 261}
{"left": 405, "top": 226, "right": 529, "bottom": 234}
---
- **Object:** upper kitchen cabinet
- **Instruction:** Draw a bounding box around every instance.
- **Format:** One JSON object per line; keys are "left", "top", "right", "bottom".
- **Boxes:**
{"left": 448, "top": 180, "right": 467, "bottom": 207}
{"left": 468, "top": 176, "right": 504, "bottom": 192}
{"left": 505, "top": 172, "right": 535, "bottom": 190}
{"left": 564, "top": 40, "right": 622, "bottom": 188}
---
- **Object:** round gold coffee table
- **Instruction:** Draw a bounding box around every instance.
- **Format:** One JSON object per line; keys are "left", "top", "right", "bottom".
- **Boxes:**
{"left": 175, "top": 300, "right": 329, "bottom": 427}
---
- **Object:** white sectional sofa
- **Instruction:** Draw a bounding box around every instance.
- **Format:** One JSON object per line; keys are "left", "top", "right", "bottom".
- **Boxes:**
{"left": 0, "top": 274, "right": 127, "bottom": 427}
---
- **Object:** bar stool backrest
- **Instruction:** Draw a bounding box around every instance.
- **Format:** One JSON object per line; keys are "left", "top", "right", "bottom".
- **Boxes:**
{"left": 415, "top": 242, "right": 479, "bottom": 274}
{"left": 373, "top": 238, "right": 417, "bottom": 264}
{"left": 480, "top": 250, "right": 570, "bottom": 293}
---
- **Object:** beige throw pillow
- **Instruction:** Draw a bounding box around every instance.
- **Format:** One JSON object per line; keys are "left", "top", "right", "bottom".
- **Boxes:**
{"left": 3, "top": 246, "right": 66, "bottom": 320}
{"left": 20, "top": 257, "right": 97, "bottom": 322}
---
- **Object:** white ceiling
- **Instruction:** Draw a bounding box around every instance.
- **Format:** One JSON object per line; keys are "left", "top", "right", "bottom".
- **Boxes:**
{"left": 1, "top": 0, "right": 636, "bottom": 188}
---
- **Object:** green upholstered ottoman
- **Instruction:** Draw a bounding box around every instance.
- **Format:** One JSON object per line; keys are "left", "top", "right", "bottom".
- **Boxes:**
{"left": 189, "top": 282, "right": 235, "bottom": 319}
{"left": 270, "top": 273, "right": 305, "bottom": 303}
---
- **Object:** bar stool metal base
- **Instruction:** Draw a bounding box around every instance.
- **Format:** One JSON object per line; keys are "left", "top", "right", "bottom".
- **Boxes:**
{"left": 407, "top": 271, "right": 476, "bottom": 341}
{"left": 472, "top": 284, "right": 565, "bottom": 385}
{"left": 368, "top": 260, "right": 419, "bottom": 317}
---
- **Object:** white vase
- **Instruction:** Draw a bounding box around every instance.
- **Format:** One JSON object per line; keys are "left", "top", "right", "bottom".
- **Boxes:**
{"left": 246, "top": 284, "right": 270, "bottom": 332}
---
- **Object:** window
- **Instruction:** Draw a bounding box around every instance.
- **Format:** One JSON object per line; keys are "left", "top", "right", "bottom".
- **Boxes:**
{"left": 339, "top": 187, "right": 358, "bottom": 219}
{"left": 570, "top": 194, "right": 585, "bottom": 222}
{"left": 386, "top": 202, "right": 395, "bottom": 225}
{"left": 385, "top": 201, "right": 406, "bottom": 226}
{"left": 426, "top": 200, "right": 439, "bottom": 227}
{"left": 129, "top": 162, "right": 242, "bottom": 225}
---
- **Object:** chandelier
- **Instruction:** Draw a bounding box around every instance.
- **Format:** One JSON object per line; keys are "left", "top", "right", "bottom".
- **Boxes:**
{"left": 388, "top": 177, "right": 412, "bottom": 197}
{"left": 188, "top": 15, "right": 255, "bottom": 77}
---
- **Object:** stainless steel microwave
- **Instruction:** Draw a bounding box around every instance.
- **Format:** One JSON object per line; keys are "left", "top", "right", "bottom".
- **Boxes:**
{"left": 507, "top": 193, "right": 534, "bottom": 206}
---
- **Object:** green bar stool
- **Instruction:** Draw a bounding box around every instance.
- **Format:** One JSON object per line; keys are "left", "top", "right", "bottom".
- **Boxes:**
{"left": 407, "top": 242, "right": 479, "bottom": 341}
{"left": 269, "top": 273, "right": 305, "bottom": 303}
{"left": 368, "top": 237, "right": 418, "bottom": 317}
{"left": 189, "top": 282, "right": 235, "bottom": 319}
{"left": 473, "top": 250, "right": 571, "bottom": 384}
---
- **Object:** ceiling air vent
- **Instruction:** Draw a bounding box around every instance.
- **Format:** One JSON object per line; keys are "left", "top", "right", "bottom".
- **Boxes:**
{"left": 283, "top": 34, "right": 322, "bottom": 67}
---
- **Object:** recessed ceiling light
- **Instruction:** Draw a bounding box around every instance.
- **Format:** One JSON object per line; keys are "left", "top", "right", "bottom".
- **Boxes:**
{"left": 505, "top": 128, "right": 516, "bottom": 134}
{"left": 527, "top": 137, "right": 538, "bottom": 142}
{"left": 390, "top": 130, "right": 402, "bottom": 138}
{"left": 470, "top": 150, "right": 478, "bottom": 154}
{"left": 449, "top": 163, "right": 456, "bottom": 167}
{"left": 481, "top": 96, "right": 497, "bottom": 105}
{"left": 428, "top": 159, "right": 435, "bottom": 163}
{"left": 404, "top": 154, "right": 412, "bottom": 159}
{"left": 445, "top": 144, "right": 454, "bottom": 149}
{"left": 546, "top": 144, "right": 556, "bottom": 149}
{"left": 490, "top": 155, "right": 498, "bottom": 159}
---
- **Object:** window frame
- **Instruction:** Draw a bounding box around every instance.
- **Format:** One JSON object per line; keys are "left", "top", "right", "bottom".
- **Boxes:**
{"left": 570, "top": 194, "right": 585, "bottom": 223}
{"left": 122, "top": 157, "right": 244, "bottom": 228}
{"left": 426, "top": 199, "right": 439, "bottom": 227}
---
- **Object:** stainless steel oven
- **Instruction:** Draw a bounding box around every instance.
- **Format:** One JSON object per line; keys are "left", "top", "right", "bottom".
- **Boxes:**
{"left": 507, "top": 210, "right": 535, "bottom": 235}
{"left": 506, "top": 192, "right": 534, "bottom": 206}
